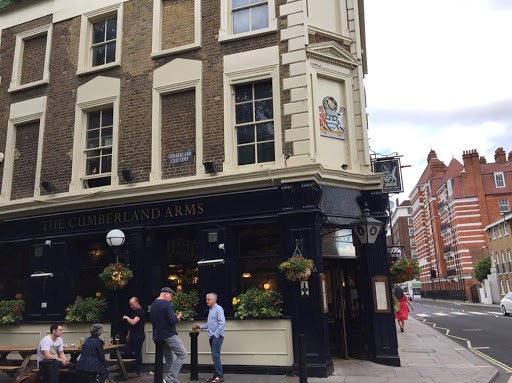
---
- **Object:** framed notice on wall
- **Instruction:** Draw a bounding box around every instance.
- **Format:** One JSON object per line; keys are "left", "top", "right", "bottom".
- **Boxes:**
{"left": 372, "top": 275, "right": 390, "bottom": 313}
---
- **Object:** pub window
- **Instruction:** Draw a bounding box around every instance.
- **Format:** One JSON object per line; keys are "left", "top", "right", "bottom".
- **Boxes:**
{"left": 238, "top": 224, "right": 280, "bottom": 293}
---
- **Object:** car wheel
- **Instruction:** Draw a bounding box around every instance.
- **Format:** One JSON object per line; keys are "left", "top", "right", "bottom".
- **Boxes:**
{"left": 501, "top": 305, "right": 510, "bottom": 316}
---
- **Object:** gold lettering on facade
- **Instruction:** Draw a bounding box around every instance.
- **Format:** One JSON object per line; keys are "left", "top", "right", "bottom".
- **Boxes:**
{"left": 42, "top": 203, "right": 204, "bottom": 231}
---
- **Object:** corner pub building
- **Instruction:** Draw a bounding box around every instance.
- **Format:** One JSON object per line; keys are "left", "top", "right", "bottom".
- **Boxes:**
{"left": 0, "top": 0, "right": 399, "bottom": 376}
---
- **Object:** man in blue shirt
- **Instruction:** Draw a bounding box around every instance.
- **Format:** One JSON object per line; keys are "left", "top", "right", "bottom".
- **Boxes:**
{"left": 151, "top": 287, "right": 186, "bottom": 383}
{"left": 192, "top": 293, "right": 225, "bottom": 383}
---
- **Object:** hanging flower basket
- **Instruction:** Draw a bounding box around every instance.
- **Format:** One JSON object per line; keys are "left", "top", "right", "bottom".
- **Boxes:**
{"left": 278, "top": 241, "right": 316, "bottom": 282}
{"left": 389, "top": 259, "right": 420, "bottom": 284}
{"left": 99, "top": 262, "right": 134, "bottom": 290}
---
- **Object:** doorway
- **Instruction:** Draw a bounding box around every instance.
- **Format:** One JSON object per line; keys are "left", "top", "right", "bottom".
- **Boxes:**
{"left": 324, "top": 259, "right": 364, "bottom": 359}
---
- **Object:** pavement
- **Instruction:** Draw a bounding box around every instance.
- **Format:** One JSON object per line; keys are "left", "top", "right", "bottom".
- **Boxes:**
{"left": 0, "top": 299, "right": 500, "bottom": 383}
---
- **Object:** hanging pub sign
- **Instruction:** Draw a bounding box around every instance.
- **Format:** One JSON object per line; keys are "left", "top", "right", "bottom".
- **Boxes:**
{"left": 318, "top": 96, "right": 345, "bottom": 140}
{"left": 372, "top": 157, "right": 403, "bottom": 193}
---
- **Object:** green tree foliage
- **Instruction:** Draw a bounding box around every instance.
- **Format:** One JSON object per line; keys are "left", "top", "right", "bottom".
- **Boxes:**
{"left": 473, "top": 256, "right": 491, "bottom": 282}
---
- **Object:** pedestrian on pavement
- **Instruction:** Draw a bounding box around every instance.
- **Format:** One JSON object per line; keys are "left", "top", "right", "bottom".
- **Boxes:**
{"left": 122, "top": 296, "right": 146, "bottom": 377}
{"left": 151, "top": 287, "right": 187, "bottom": 383}
{"left": 394, "top": 286, "right": 413, "bottom": 332}
{"left": 192, "top": 293, "right": 225, "bottom": 383}
{"left": 76, "top": 323, "right": 109, "bottom": 383}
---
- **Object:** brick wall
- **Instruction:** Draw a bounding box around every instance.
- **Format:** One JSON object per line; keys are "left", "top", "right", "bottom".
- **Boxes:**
{"left": 161, "top": 90, "right": 196, "bottom": 179}
{"left": 20, "top": 33, "right": 47, "bottom": 85}
{"left": 11, "top": 121, "right": 39, "bottom": 199}
{"left": 162, "top": 0, "right": 195, "bottom": 49}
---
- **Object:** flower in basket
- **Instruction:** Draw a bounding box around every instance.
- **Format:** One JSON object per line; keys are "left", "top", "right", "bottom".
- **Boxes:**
{"left": 232, "top": 288, "right": 283, "bottom": 319}
{"left": 65, "top": 296, "right": 107, "bottom": 323}
{"left": 278, "top": 255, "right": 316, "bottom": 281}
{"left": 0, "top": 296, "right": 25, "bottom": 324}
{"left": 390, "top": 259, "right": 421, "bottom": 283}
{"left": 171, "top": 290, "right": 199, "bottom": 320}
{"left": 98, "top": 262, "right": 134, "bottom": 290}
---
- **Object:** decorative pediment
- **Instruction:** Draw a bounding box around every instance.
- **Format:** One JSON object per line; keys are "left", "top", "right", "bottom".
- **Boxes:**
{"left": 306, "top": 42, "right": 359, "bottom": 69}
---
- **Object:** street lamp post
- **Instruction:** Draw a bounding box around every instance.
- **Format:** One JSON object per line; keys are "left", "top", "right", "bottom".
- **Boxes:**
{"left": 106, "top": 229, "right": 126, "bottom": 341}
{"left": 351, "top": 205, "right": 400, "bottom": 366}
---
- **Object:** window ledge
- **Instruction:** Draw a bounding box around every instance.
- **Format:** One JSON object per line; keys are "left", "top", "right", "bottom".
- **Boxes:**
{"left": 76, "top": 62, "right": 121, "bottom": 77}
{"left": 8, "top": 79, "right": 48, "bottom": 93}
{"left": 151, "top": 43, "right": 201, "bottom": 59}
{"left": 218, "top": 27, "right": 277, "bottom": 43}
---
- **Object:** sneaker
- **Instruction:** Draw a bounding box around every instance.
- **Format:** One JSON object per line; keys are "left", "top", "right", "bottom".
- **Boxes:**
{"left": 211, "top": 378, "right": 224, "bottom": 383}
{"left": 206, "top": 377, "right": 216, "bottom": 383}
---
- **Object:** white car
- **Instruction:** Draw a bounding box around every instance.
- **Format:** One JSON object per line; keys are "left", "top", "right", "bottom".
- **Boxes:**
{"left": 500, "top": 292, "right": 512, "bottom": 316}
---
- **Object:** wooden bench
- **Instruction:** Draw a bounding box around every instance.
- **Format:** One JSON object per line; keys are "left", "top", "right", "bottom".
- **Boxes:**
{"left": 107, "top": 358, "right": 135, "bottom": 372}
{"left": 0, "top": 365, "right": 23, "bottom": 372}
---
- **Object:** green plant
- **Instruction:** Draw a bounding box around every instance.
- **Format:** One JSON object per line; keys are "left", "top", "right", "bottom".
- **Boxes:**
{"left": 392, "top": 294, "right": 399, "bottom": 313}
{"left": 0, "top": 297, "right": 24, "bottom": 324}
{"left": 232, "top": 288, "right": 283, "bottom": 319}
{"left": 278, "top": 255, "right": 316, "bottom": 273}
{"left": 172, "top": 290, "right": 199, "bottom": 320}
{"left": 65, "top": 296, "right": 107, "bottom": 323}
{"left": 99, "top": 263, "right": 134, "bottom": 289}
{"left": 390, "top": 259, "right": 421, "bottom": 283}
{"left": 473, "top": 256, "right": 491, "bottom": 282}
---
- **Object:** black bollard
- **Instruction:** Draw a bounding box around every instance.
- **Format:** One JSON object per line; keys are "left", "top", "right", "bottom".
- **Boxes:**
{"left": 154, "top": 341, "right": 164, "bottom": 383}
{"left": 189, "top": 331, "right": 199, "bottom": 380}
{"left": 298, "top": 334, "right": 307, "bottom": 383}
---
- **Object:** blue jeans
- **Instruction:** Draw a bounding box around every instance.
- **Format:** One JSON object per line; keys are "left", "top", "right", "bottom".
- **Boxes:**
{"left": 163, "top": 335, "right": 187, "bottom": 383}
{"left": 123, "top": 332, "right": 145, "bottom": 373}
{"left": 209, "top": 336, "right": 224, "bottom": 378}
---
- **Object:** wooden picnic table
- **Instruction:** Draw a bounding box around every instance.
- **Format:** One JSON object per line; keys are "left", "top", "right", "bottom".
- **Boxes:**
{"left": 64, "top": 343, "right": 129, "bottom": 381}
{"left": 0, "top": 346, "right": 38, "bottom": 375}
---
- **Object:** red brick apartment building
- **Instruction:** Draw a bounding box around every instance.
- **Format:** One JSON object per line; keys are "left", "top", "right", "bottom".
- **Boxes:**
{"left": 0, "top": 0, "right": 401, "bottom": 374}
{"left": 410, "top": 148, "right": 512, "bottom": 302}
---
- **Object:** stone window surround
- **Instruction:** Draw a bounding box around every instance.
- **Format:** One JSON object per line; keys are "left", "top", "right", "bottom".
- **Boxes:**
{"left": 222, "top": 47, "right": 283, "bottom": 173}
{"left": 151, "top": 0, "right": 202, "bottom": 58}
{"left": 76, "top": 3, "right": 124, "bottom": 76}
{"left": 1, "top": 96, "right": 47, "bottom": 201}
{"left": 8, "top": 24, "right": 53, "bottom": 93}
{"left": 218, "top": 0, "right": 277, "bottom": 42}
{"left": 494, "top": 171, "right": 506, "bottom": 188}
{"left": 70, "top": 77, "right": 121, "bottom": 191}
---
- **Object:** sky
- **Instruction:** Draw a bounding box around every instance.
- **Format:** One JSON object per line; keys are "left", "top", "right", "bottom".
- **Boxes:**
{"left": 364, "top": 0, "right": 512, "bottom": 203}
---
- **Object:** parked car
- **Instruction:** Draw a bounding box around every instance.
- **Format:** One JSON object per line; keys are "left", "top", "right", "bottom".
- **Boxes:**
{"left": 500, "top": 292, "right": 512, "bottom": 316}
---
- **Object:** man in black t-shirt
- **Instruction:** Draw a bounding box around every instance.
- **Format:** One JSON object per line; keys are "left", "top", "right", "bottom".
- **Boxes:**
{"left": 122, "top": 296, "right": 146, "bottom": 376}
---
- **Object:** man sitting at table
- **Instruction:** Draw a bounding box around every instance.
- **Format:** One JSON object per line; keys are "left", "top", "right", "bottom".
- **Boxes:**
{"left": 76, "top": 323, "right": 109, "bottom": 383}
{"left": 37, "top": 323, "right": 73, "bottom": 383}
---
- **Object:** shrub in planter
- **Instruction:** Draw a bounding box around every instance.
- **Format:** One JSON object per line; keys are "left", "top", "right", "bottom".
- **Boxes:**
{"left": 65, "top": 296, "right": 107, "bottom": 323}
{"left": 232, "top": 288, "right": 283, "bottom": 319}
{"left": 0, "top": 296, "right": 25, "bottom": 324}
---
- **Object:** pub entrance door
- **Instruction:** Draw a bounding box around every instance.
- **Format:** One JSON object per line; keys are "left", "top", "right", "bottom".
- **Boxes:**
{"left": 324, "top": 259, "right": 364, "bottom": 359}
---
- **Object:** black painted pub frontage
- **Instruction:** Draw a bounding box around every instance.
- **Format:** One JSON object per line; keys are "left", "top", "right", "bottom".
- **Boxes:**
{"left": 0, "top": 181, "right": 399, "bottom": 376}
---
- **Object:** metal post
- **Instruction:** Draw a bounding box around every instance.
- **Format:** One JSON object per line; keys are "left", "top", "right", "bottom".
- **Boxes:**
{"left": 189, "top": 332, "right": 199, "bottom": 380}
{"left": 154, "top": 341, "right": 164, "bottom": 383}
{"left": 298, "top": 334, "right": 307, "bottom": 383}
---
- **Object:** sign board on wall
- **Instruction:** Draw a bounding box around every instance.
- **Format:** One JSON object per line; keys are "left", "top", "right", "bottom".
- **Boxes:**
{"left": 168, "top": 151, "right": 194, "bottom": 165}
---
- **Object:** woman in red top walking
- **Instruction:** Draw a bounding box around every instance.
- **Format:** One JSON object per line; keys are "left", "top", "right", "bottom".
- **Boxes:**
{"left": 394, "top": 286, "right": 414, "bottom": 332}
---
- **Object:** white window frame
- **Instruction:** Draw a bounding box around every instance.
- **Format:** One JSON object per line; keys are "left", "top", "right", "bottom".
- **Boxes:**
{"left": 500, "top": 280, "right": 505, "bottom": 294}
{"left": 152, "top": 0, "right": 201, "bottom": 57}
{"left": 70, "top": 76, "right": 121, "bottom": 191}
{"left": 499, "top": 198, "right": 510, "bottom": 213}
{"left": 408, "top": 217, "right": 413, "bottom": 225}
{"left": 223, "top": 47, "right": 282, "bottom": 172}
{"left": 9, "top": 24, "right": 52, "bottom": 93}
{"left": 495, "top": 171, "right": 506, "bottom": 188}
{"left": 219, "top": 0, "right": 277, "bottom": 42}
{"left": 77, "top": 3, "right": 123, "bottom": 75}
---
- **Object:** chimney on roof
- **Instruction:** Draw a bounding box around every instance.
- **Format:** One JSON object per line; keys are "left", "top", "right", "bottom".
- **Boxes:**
{"left": 479, "top": 156, "right": 486, "bottom": 164}
{"left": 427, "top": 150, "right": 437, "bottom": 163}
{"left": 508, "top": 151, "right": 512, "bottom": 162}
{"left": 462, "top": 149, "right": 479, "bottom": 159}
{"left": 494, "top": 147, "right": 506, "bottom": 164}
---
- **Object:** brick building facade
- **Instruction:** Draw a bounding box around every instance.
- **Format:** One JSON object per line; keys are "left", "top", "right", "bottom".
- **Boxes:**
{"left": 411, "top": 148, "right": 512, "bottom": 302}
{"left": 0, "top": 0, "right": 399, "bottom": 374}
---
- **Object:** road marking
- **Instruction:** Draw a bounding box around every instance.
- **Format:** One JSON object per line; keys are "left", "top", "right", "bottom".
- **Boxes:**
{"left": 472, "top": 347, "right": 490, "bottom": 350}
{"left": 451, "top": 311, "right": 469, "bottom": 315}
{"left": 416, "top": 313, "right": 430, "bottom": 317}
{"left": 433, "top": 312, "right": 449, "bottom": 316}
{"left": 461, "top": 329, "right": 482, "bottom": 332}
{"left": 486, "top": 311, "right": 502, "bottom": 315}
{"left": 467, "top": 311, "right": 489, "bottom": 315}
{"left": 471, "top": 348, "right": 512, "bottom": 373}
